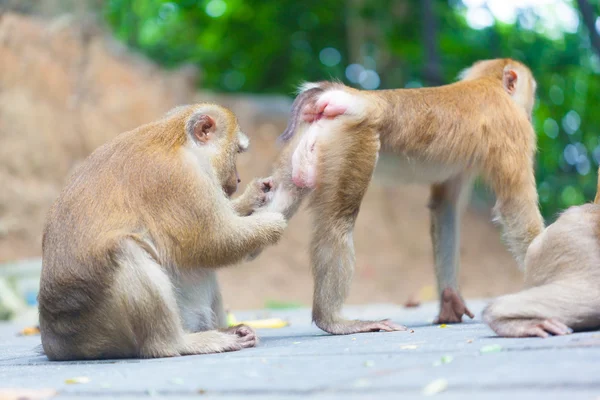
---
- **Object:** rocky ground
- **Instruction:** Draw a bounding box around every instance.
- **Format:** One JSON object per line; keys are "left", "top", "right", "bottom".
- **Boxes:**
{"left": 1, "top": 301, "right": 599, "bottom": 399}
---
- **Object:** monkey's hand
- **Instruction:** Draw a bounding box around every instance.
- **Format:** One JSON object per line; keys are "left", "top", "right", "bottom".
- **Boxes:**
{"left": 232, "top": 177, "right": 274, "bottom": 216}
{"left": 434, "top": 288, "right": 475, "bottom": 324}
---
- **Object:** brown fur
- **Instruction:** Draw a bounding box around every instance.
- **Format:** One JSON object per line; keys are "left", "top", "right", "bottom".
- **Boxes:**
{"left": 38, "top": 104, "right": 286, "bottom": 360}
{"left": 265, "top": 58, "right": 543, "bottom": 333}
{"left": 482, "top": 168, "right": 600, "bottom": 337}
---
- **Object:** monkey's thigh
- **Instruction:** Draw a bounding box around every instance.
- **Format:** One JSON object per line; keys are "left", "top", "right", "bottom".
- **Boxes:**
{"left": 171, "top": 269, "right": 225, "bottom": 332}
{"left": 43, "top": 240, "right": 186, "bottom": 360}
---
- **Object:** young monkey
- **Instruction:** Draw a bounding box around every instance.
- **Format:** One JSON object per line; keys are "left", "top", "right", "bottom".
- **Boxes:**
{"left": 38, "top": 104, "right": 287, "bottom": 360}
{"left": 483, "top": 168, "right": 600, "bottom": 337}
{"left": 261, "top": 58, "right": 544, "bottom": 334}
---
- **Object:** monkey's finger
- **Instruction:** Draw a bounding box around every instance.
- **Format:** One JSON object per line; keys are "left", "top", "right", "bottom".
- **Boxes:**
{"left": 260, "top": 177, "right": 274, "bottom": 192}
{"left": 381, "top": 319, "right": 409, "bottom": 331}
{"left": 541, "top": 319, "right": 572, "bottom": 336}
{"left": 464, "top": 308, "right": 475, "bottom": 319}
{"left": 526, "top": 326, "right": 550, "bottom": 338}
{"left": 362, "top": 320, "right": 407, "bottom": 332}
{"left": 549, "top": 318, "right": 573, "bottom": 334}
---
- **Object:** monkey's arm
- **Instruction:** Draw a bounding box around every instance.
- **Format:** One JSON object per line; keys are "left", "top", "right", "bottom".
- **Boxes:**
{"left": 193, "top": 187, "right": 287, "bottom": 268}
{"left": 231, "top": 178, "right": 273, "bottom": 216}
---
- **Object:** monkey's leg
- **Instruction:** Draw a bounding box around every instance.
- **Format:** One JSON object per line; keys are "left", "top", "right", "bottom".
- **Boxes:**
{"left": 481, "top": 281, "right": 600, "bottom": 338}
{"left": 310, "top": 215, "right": 406, "bottom": 334}
{"left": 429, "top": 175, "right": 475, "bottom": 324}
{"left": 489, "top": 162, "right": 544, "bottom": 267}
{"left": 113, "top": 241, "right": 257, "bottom": 358}
{"left": 309, "top": 130, "right": 406, "bottom": 335}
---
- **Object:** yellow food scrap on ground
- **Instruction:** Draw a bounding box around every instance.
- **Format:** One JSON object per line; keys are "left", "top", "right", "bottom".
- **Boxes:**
{"left": 18, "top": 326, "right": 40, "bottom": 336}
{"left": 243, "top": 318, "right": 288, "bottom": 329}
{"left": 227, "top": 313, "right": 288, "bottom": 329}
{"left": 65, "top": 376, "right": 90, "bottom": 384}
{"left": 439, "top": 324, "right": 448, "bottom": 328}
{"left": 422, "top": 378, "right": 449, "bottom": 396}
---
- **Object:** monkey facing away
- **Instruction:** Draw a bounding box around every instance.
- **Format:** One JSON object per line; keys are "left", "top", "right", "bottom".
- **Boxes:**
{"left": 38, "top": 104, "right": 287, "bottom": 360}
{"left": 260, "top": 58, "right": 543, "bottom": 334}
{"left": 482, "top": 168, "right": 600, "bottom": 338}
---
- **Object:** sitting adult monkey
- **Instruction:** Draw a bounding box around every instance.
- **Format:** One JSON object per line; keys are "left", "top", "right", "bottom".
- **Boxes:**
{"left": 258, "top": 58, "right": 543, "bottom": 334}
{"left": 38, "top": 104, "right": 287, "bottom": 360}
{"left": 483, "top": 168, "right": 600, "bottom": 337}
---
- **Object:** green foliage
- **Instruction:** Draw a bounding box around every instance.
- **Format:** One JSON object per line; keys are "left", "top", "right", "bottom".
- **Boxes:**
{"left": 103, "top": 0, "right": 600, "bottom": 220}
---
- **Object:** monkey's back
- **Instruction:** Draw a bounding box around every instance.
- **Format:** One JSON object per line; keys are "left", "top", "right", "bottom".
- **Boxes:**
{"left": 38, "top": 118, "right": 205, "bottom": 335}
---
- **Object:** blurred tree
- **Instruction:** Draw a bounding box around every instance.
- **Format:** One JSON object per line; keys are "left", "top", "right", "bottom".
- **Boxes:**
{"left": 103, "top": 0, "right": 600, "bottom": 220}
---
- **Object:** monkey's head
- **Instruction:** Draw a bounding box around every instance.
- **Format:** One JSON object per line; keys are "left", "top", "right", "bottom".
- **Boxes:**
{"left": 460, "top": 58, "right": 537, "bottom": 120}
{"left": 184, "top": 104, "right": 250, "bottom": 197}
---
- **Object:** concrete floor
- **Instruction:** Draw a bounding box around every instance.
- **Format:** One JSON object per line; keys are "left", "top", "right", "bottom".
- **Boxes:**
{"left": 1, "top": 301, "right": 599, "bottom": 399}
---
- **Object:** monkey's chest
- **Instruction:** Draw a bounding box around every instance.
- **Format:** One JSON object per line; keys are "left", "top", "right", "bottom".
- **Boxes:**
{"left": 170, "top": 269, "right": 220, "bottom": 332}
{"left": 376, "top": 152, "right": 463, "bottom": 184}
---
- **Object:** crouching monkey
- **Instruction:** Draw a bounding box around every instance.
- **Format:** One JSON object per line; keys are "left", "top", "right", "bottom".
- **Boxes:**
{"left": 38, "top": 104, "right": 287, "bottom": 360}
{"left": 483, "top": 169, "right": 600, "bottom": 337}
{"left": 258, "top": 58, "right": 544, "bottom": 334}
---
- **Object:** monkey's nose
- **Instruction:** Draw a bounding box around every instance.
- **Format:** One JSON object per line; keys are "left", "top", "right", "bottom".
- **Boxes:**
{"left": 237, "top": 178, "right": 241, "bottom": 183}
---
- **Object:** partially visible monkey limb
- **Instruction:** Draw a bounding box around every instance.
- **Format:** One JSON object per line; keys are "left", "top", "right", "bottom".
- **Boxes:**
{"left": 483, "top": 170, "right": 600, "bottom": 337}
{"left": 232, "top": 177, "right": 274, "bottom": 216}
{"left": 267, "top": 58, "right": 544, "bottom": 332}
{"left": 38, "top": 104, "right": 286, "bottom": 360}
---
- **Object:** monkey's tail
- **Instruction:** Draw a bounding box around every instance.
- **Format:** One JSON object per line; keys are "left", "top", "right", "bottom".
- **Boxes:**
{"left": 278, "top": 83, "right": 326, "bottom": 144}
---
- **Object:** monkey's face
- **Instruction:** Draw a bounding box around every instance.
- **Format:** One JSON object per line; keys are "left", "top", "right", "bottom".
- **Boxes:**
{"left": 221, "top": 130, "right": 249, "bottom": 198}
{"left": 223, "top": 164, "right": 240, "bottom": 198}
{"left": 184, "top": 104, "right": 250, "bottom": 198}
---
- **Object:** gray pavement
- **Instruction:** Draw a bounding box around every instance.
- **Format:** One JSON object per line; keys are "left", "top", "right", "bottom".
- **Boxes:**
{"left": 1, "top": 301, "right": 599, "bottom": 399}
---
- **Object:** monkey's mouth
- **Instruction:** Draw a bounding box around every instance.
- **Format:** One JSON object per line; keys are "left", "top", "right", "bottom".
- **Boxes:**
{"left": 225, "top": 186, "right": 237, "bottom": 198}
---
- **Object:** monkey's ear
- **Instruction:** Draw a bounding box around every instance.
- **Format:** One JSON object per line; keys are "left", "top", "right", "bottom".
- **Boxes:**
{"left": 187, "top": 114, "right": 216, "bottom": 144}
{"left": 503, "top": 68, "right": 518, "bottom": 95}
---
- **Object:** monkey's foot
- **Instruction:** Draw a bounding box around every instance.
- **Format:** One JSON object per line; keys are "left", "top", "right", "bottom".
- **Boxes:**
{"left": 488, "top": 318, "right": 573, "bottom": 338}
{"left": 434, "top": 288, "right": 475, "bottom": 324}
{"left": 316, "top": 319, "right": 408, "bottom": 335}
{"left": 222, "top": 324, "right": 259, "bottom": 348}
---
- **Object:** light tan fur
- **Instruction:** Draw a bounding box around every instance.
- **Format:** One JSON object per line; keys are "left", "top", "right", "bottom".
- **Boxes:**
{"left": 38, "top": 104, "right": 286, "bottom": 360}
{"left": 482, "top": 168, "right": 600, "bottom": 337}
{"left": 265, "top": 58, "right": 543, "bottom": 333}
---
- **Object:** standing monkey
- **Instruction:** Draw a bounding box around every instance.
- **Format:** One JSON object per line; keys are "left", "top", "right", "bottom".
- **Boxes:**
{"left": 483, "top": 168, "right": 600, "bottom": 337}
{"left": 262, "top": 58, "right": 543, "bottom": 334}
{"left": 38, "top": 104, "right": 286, "bottom": 360}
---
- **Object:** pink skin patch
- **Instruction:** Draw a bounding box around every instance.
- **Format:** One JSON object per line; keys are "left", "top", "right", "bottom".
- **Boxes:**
{"left": 291, "top": 125, "right": 318, "bottom": 188}
{"left": 291, "top": 90, "right": 353, "bottom": 189}
{"left": 301, "top": 92, "right": 349, "bottom": 123}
